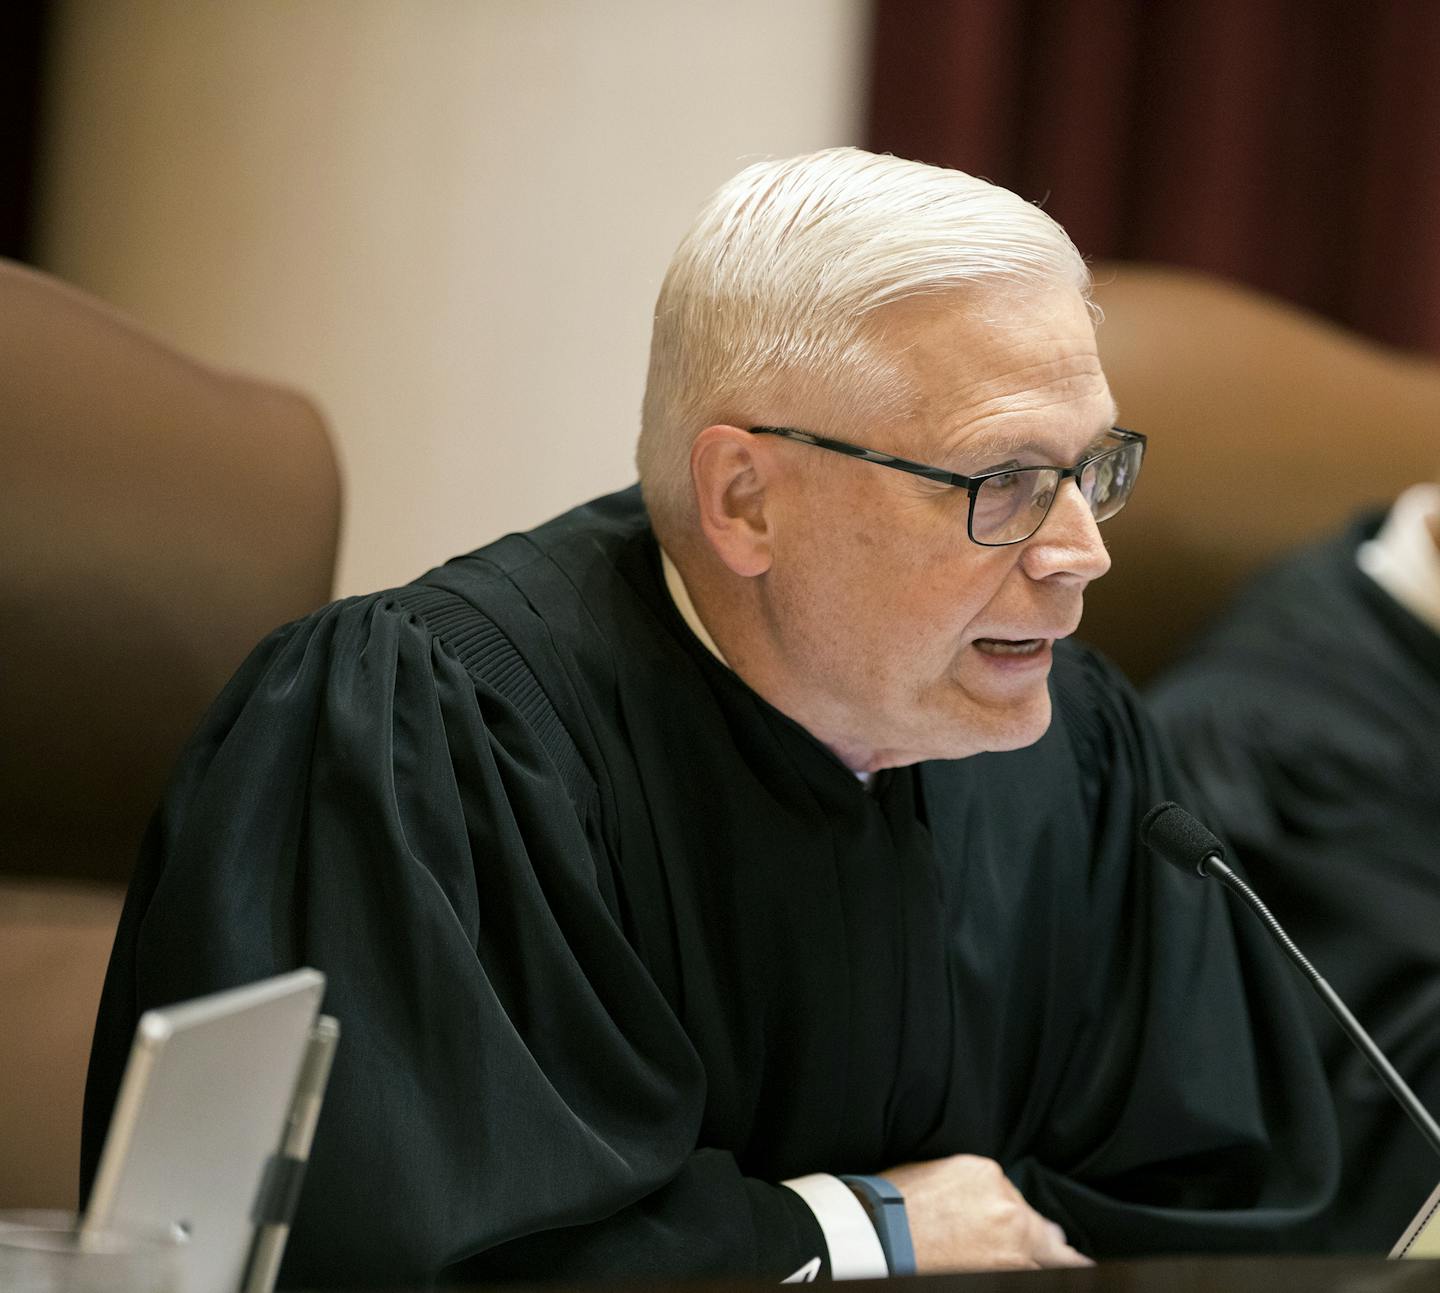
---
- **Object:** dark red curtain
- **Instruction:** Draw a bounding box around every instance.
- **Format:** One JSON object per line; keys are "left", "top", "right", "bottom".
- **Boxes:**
{"left": 867, "top": 0, "right": 1440, "bottom": 358}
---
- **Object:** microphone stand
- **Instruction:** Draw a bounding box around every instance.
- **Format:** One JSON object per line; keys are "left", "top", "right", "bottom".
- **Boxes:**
{"left": 1202, "top": 851, "right": 1440, "bottom": 1162}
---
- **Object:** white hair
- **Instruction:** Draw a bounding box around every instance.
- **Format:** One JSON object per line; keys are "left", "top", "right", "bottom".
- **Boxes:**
{"left": 636, "top": 147, "right": 1092, "bottom": 540}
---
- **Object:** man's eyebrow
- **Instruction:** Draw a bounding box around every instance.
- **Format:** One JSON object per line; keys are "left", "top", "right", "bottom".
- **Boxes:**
{"left": 951, "top": 421, "right": 1118, "bottom": 466}
{"left": 963, "top": 439, "right": 1043, "bottom": 464}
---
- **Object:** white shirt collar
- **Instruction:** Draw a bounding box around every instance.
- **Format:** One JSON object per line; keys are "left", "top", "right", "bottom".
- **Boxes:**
{"left": 1356, "top": 483, "right": 1440, "bottom": 637}
{"left": 660, "top": 546, "right": 730, "bottom": 665}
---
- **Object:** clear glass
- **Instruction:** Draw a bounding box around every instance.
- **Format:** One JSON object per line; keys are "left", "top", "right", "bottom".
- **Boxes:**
{"left": 0, "top": 1210, "right": 184, "bottom": 1293}
{"left": 970, "top": 435, "right": 1145, "bottom": 543}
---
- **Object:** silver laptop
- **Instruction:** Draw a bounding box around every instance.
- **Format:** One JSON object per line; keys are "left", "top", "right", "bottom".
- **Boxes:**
{"left": 84, "top": 969, "right": 335, "bottom": 1293}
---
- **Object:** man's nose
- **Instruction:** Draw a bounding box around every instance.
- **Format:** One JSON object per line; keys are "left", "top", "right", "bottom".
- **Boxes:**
{"left": 1019, "top": 479, "right": 1112, "bottom": 583}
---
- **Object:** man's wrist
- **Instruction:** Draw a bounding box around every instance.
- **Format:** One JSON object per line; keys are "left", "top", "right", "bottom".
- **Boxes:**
{"left": 838, "top": 1174, "right": 916, "bottom": 1277}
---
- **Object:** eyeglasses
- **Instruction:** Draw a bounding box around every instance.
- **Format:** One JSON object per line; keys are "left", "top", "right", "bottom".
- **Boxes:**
{"left": 748, "top": 425, "right": 1146, "bottom": 547}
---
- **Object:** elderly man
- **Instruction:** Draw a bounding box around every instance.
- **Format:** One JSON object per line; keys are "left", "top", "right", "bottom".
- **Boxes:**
{"left": 84, "top": 148, "right": 1335, "bottom": 1286}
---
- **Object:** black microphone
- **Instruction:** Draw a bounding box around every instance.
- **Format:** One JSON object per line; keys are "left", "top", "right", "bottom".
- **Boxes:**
{"left": 1141, "top": 800, "right": 1440, "bottom": 1162}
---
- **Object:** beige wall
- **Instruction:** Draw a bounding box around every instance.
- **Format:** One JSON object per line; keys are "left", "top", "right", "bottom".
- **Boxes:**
{"left": 35, "top": 0, "right": 868, "bottom": 596}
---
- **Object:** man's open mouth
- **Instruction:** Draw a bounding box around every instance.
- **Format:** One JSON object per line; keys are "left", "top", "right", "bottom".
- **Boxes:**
{"left": 974, "top": 637, "right": 1047, "bottom": 657}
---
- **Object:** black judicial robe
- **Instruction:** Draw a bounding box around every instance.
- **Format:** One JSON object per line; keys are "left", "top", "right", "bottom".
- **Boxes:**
{"left": 1150, "top": 515, "right": 1440, "bottom": 1253}
{"left": 84, "top": 486, "right": 1338, "bottom": 1286}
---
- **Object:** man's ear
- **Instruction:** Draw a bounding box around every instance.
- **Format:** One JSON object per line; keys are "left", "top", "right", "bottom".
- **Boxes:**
{"left": 691, "top": 424, "right": 774, "bottom": 577}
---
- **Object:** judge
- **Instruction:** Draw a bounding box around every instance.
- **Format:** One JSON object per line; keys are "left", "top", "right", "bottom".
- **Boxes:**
{"left": 84, "top": 148, "right": 1337, "bottom": 1286}
{"left": 1149, "top": 478, "right": 1440, "bottom": 1252}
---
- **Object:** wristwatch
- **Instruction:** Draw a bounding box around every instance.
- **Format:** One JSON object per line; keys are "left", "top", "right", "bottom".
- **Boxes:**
{"left": 838, "top": 1174, "right": 916, "bottom": 1276}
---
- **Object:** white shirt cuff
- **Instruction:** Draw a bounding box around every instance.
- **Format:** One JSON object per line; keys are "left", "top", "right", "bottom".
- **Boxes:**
{"left": 781, "top": 1173, "right": 889, "bottom": 1280}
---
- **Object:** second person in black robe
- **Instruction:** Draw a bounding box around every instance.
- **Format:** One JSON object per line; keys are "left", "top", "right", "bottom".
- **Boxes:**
{"left": 1150, "top": 507, "right": 1440, "bottom": 1252}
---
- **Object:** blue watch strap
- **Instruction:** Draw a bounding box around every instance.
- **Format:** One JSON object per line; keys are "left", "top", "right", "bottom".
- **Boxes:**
{"left": 838, "top": 1174, "right": 916, "bottom": 1276}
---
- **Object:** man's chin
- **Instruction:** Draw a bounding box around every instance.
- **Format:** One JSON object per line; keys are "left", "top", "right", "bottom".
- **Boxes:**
{"left": 953, "top": 688, "right": 1054, "bottom": 758}
{"left": 987, "top": 707, "right": 1054, "bottom": 752}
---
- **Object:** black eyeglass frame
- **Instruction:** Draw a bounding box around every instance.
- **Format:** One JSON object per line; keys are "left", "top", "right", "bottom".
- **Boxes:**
{"left": 748, "top": 424, "right": 1147, "bottom": 547}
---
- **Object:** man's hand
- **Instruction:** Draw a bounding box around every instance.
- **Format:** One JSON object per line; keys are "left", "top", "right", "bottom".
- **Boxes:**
{"left": 878, "top": 1154, "right": 1092, "bottom": 1272}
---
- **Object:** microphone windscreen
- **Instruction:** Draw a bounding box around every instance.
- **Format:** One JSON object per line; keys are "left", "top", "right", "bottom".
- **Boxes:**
{"left": 1140, "top": 801, "right": 1227, "bottom": 877}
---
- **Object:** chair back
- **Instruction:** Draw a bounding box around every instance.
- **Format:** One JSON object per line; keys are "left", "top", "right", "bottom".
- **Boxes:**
{"left": 0, "top": 259, "right": 341, "bottom": 884}
{"left": 0, "top": 258, "right": 341, "bottom": 1209}
{"left": 1084, "top": 262, "right": 1440, "bottom": 685}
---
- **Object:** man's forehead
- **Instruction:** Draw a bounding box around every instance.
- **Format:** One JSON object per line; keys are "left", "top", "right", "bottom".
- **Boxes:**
{"left": 867, "top": 291, "right": 1114, "bottom": 455}
{"left": 881, "top": 287, "right": 1096, "bottom": 371}
{"left": 939, "top": 391, "right": 1122, "bottom": 454}
{"left": 903, "top": 362, "right": 1118, "bottom": 466}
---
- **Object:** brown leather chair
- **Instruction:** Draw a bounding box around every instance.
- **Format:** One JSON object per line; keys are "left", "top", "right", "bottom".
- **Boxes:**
{"left": 1083, "top": 262, "right": 1440, "bottom": 686}
{"left": 0, "top": 258, "right": 341, "bottom": 1209}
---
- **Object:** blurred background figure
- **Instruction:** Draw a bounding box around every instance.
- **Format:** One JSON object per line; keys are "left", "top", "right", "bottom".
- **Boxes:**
{"left": 1149, "top": 457, "right": 1440, "bottom": 1253}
